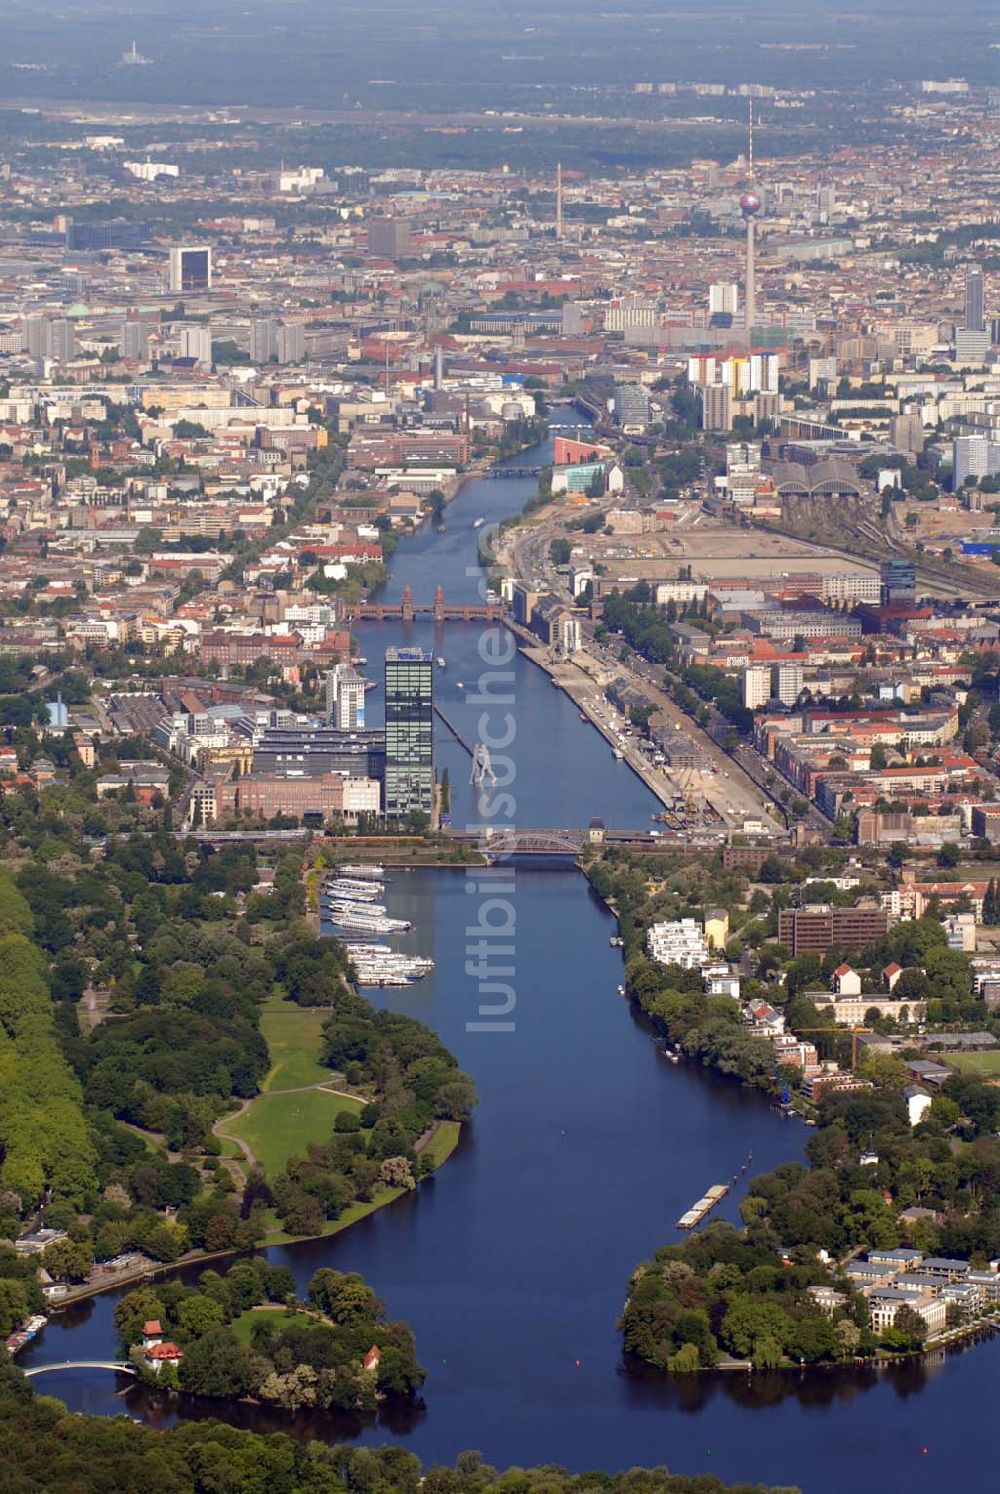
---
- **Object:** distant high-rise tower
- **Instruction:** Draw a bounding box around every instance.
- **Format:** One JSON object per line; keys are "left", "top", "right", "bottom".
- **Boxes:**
{"left": 168, "top": 245, "right": 211, "bottom": 294}
{"left": 556, "top": 161, "right": 564, "bottom": 240}
{"left": 367, "top": 217, "right": 411, "bottom": 259}
{"left": 699, "top": 383, "right": 732, "bottom": 432}
{"left": 709, "top": 282, "right": 739, "bottom": 322}
{"left": 24, "top": 315, "right": 75, "bottom": 362}
{"left": 881, "top": 558, "right": 917, "bottom": 607}
{"left": 384, "top": 648, "right": 434, "bottom": 821}
{"left": 326, "top": 664, "right": 366, "bottom": 730}
{"left": 740, "top": 102, "right": 762, "bottom": 336}
{"left": 965, "top": 264, "right": 985, "bottom": 332}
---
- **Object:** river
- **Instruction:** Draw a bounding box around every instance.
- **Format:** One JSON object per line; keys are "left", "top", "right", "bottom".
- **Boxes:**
{"left": 20, "top": 416, "right": 1000, "bottom": 1494}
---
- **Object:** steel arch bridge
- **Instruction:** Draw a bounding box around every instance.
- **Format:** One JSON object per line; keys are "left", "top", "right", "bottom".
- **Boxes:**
{"left": 462, "top": 827, "right": 588, "bottom": 856}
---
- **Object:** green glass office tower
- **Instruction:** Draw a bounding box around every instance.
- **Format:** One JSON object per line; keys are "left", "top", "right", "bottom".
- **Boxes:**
{"left": 384, "top": 647, "right": 434, "bottom": 820}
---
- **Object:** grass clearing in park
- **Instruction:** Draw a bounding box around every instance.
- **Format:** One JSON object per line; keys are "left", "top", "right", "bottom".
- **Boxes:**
{"left": 420, "top": 1120, "right": 461, "bottom": 1169}
{"left": 226, "top": 1088, "right": 362, "bottom": 1178}
{"left": 258, "top": 1121, "right": 464, "bottom": 1246}
{"left": 230, "top": 1307, "right": 318, "bottom": 1344}
{"left": 260, "top": 998, "right": 332, "bottom": 1091}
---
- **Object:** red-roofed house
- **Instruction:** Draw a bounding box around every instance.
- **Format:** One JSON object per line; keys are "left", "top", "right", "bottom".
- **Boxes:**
{"left": 745, "top": 1000, "right": 786, "bottom": 1038}
{"left": 362, "top": 1345, "right": 381, "bottom": 1374}
{"left": 883, "top": 963, "right": 903, "bottom": 992}
{"left": 832, "top": 964, "right": 862, "bottom": 997}
{"left": 144, "top": 1341, "right": 184, "bottom": 1374}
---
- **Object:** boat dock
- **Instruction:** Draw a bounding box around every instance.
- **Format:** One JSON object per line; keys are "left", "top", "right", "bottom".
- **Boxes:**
{"left": 5, "top": 1314, "right": 47, "bottom": 1357}
{"left": 677, "top": 1183, "right": 729, "bottom": 1230}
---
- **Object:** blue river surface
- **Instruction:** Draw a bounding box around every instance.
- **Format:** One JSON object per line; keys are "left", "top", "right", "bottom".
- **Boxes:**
{"left": 19, "top": 419, "right": 1000, "bottom": 1493}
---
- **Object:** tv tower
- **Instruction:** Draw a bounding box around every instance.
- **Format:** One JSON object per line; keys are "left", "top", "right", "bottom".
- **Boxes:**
{"left": 740, "top": 101, "right": 761, "bottom": 336}
{"left": 555, "top": 161, "right": 564, "bottom": 240}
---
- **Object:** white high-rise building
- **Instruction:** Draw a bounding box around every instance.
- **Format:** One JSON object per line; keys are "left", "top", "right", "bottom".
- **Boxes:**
{"left": 709, "top": 282, "right": 739, "bottom": 317}
{"left": 954, "top": 436, "right": 1000, "bottom": 489}
{"left": 325, "top": 664, "right": 366, "bottom": 729}
{"left": 176, "top": 324, "right": 212, "bottom": 363}
{"left": 687, "top": 353, "right": 779, "bottom": 395}
{"left": 742, "top": 665, "right": 771, "bottom": 709}
{"left": 772, "top": 662, "right": 804, "bottom": 706}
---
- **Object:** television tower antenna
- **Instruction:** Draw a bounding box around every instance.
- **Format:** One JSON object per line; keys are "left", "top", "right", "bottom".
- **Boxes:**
{"left": 748, "top": 99, "right": 754, "bottom": 184}
{"left": 556, "top": 161, "right": 564, "bottom": 240}
{"left": 739, "top": 100, "right": 762, "bottom": 337}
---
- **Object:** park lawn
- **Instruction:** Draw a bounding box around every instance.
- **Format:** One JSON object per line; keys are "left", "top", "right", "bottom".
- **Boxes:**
{"left": 260, "top": 998, "right": 331, "bottom": 1091}
{"left": 261, "top": 1185, "right": 410, "bottom": 1246}
{"left": 421, "top": 1120, "right": 461, "bottom": 1169}
{"left": 225, "top": 1089, "right": 362, "bottom": 1179}
{"left": 230, "top": 1307, "right": 318, "bottom": 1344}
{"left": 259, "top": 1122, "right": 463, "bottom": 1245}
{"left": 944, "top": 1051, "right": 1000, "bottom": 1079}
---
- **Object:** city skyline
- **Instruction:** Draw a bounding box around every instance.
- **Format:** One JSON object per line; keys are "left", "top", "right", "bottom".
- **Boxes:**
{"left": 0, "top": 8, "right": 999, "bottom": 1492}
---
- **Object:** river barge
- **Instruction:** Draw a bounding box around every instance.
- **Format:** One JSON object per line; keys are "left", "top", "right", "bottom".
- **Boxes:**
{"left": 677, "top": 1183, "right": 729, "bottom": 1229}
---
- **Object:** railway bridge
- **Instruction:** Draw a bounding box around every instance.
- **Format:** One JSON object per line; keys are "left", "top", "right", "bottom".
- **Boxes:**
{"left": 444, "top": 824, "right": 647, "bottom": 857}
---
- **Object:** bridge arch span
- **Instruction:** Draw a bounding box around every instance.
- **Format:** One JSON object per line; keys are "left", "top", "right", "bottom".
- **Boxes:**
{"left": 23, "top": 1360, "right": 136, "bottom": 1378}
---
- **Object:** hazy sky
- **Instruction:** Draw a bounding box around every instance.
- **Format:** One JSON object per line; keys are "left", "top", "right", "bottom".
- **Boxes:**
{"left": 0, "top": 1, "right": 995, "bottom": 108}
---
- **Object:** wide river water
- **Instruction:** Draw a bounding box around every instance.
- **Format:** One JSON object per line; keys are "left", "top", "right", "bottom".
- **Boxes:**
{"left": 21, "top": 417, "right": 999, "bottom": 1492}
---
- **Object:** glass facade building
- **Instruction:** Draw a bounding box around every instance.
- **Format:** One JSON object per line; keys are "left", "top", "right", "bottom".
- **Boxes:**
{"left": 67, "top": 219, "right": 150, "bottom": 252}
{"left": 169, "top": 246, "right": 212, "bottom": 293}
{"left": 880, "top": 558, "right": 917, "bottom": 605}
{"left": 384, "top": 647, "right": 434, "bottom": 820}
